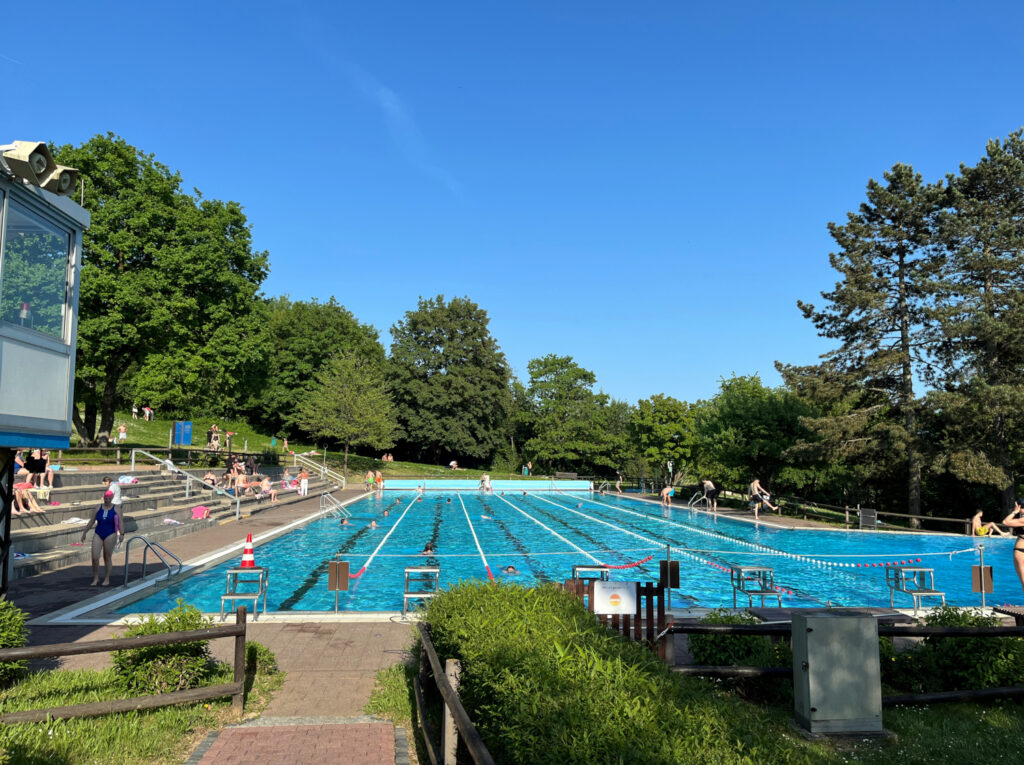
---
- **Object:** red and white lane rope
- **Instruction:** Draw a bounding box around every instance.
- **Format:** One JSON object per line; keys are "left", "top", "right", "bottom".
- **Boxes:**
{"left": 457, "top": 492, "right": 494, "bottom": 582}
{"left": 590, "top": 495, "right": 977, "bottom": 570}
{"left": 348, "top": 494, "right": 420, "bottom": 579}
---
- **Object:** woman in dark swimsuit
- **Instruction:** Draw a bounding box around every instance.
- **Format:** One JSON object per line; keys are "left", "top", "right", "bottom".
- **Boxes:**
{"left": 80, "top": 491, "right": 124, "bottom": 586}
{"left": 1002, "top": 498, "right": 1024, "bottom": 594}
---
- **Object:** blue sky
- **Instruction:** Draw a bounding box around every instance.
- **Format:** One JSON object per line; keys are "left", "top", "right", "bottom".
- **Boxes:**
{"left": 5, "top": 2, "right": 1024, "bottom": 403}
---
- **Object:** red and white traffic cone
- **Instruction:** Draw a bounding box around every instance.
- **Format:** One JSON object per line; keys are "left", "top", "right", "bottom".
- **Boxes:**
{"left": 240, "top": 533, "right": 256, "bottom": 568}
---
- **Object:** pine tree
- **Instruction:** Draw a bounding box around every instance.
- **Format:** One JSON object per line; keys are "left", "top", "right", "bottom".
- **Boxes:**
{"left": 796, "top": 164, "right": 943, "bottom": 523}
{"left": 928, "top": 131, "right": 1024, "bottom": 510}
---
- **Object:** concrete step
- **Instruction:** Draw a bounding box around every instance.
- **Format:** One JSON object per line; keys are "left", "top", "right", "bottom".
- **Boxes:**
{"left": 11, "top": 483, "right": 331, "bottom": 579}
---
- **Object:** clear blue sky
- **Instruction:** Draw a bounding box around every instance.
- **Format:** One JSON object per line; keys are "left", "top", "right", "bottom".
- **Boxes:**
{"left": 6, "top": 2, "right": 1024, "bottom": 403}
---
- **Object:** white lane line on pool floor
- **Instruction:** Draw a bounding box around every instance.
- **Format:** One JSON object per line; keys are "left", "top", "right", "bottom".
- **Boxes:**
{"left": 349, "top": 494, "right": 421, "bottom": 579}
{"left": 457, "top": 492, "right": 494, "bottom": 581}
{"left": 493, "top": 493, "right": 603, "bottom": 565}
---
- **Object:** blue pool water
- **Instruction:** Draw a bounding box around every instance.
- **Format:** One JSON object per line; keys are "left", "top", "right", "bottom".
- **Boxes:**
{"left": 118, "top": 491, "right": 1022, "bottom": 613}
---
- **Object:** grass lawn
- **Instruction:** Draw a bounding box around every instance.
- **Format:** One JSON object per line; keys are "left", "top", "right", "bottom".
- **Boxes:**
{"left": 65, "top": 411, "right": 559, "bottom": 482}
{"left": 367, "top": 644, "right": 1024, "bottom": 765}
{"left": 0, "top": 660, "right": 283, "bottom": 764}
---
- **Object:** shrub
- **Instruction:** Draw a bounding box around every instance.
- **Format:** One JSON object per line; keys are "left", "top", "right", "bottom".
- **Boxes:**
{"left": 245, "top": 640, "right": 278, "bottom": 675}
{"left": 112, "top": 600, "right": 215, "bottom": 694}
{"left": 422, "top": 582, "right": 815, "bottom": 765}
{"left": 0, "top": 600, "right": 29, "bottom": 687}
{"left": 882, "top": 606, "right": 1024, "bottom": 693}
{"left": 687, "top": 608, "right": 790, "bottom": 667}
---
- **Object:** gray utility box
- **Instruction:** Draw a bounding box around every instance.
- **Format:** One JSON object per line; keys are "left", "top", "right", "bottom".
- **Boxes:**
{"left": 792, "top": 613, "right": 883, "bottom": 734}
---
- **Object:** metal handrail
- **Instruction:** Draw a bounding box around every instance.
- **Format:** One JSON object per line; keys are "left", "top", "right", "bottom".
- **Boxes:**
{"left": 122, "top": 535, "right": 183, "bottom": 587}
{"left": 131, "top": 448, "right": 241, "bottom": 520}
{"left": 292, "top": 453, "right": 346, "bottom": 489}
{"left": 320, "top": 492, "right": 350, "bottom": 518}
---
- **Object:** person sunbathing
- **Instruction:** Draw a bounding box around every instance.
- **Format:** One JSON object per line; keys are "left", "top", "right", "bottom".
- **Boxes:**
{"left": 259, "top": 476, "right": 278, "bottom": 502}
{"left": 13, "top": 482, "right": 43, "bottom": 515}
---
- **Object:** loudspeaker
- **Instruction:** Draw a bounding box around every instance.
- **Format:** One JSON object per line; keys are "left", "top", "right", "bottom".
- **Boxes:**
{"left": 1, "top": 141, "right": 56, "bottom": 185}
{"left": 41, "top": 165, "right": 79, "bottom": 196}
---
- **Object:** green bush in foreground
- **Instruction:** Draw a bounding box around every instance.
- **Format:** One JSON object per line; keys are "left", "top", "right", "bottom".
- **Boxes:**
{"left": 245, "top": 640, "right": 278, "bottom": 675}
{"left": 882, "top": 606, "right": 1024, "bottom": 693}
{"left": 0, "top": 600, "right": 29, "bottom": 689}
{"left": 112, "top": 600, "right": 215, "bottom": 694}
{"left": 423, "top": 582, "right": 819, "bottom": 765}
{"left": 688, "top": 609, "right": 791, "bottom": 668}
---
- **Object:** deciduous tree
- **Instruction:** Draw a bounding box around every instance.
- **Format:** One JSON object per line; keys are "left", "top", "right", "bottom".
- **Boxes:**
{"left": 389, "top": 296, "right": 511, "bottom": 464}
{"left": 295, "top": 353, "right": 396, "bottom": 474}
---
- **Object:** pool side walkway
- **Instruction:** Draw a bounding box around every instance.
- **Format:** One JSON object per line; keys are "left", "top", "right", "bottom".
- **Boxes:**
{"left": 7, "top": 489, "right": 418, "bottom": 764}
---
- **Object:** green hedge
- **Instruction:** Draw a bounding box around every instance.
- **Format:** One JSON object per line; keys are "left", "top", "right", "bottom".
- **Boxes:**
{"left": 422, "top": 582, "right": 819, "bottom": 765}
{"left": 882, "top": 606, "right": 1024, "bottom": 693}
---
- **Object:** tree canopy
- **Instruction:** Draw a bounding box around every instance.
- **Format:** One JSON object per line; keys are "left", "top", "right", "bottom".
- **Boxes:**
{"left": 388, "top": 295, "right": 512, "bottom": 465}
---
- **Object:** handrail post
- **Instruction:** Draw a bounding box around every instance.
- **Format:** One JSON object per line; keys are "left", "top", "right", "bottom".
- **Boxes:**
{"left": 442, "top": 657, "right": 461, "bottom": 765}
{"left": 232, "top": 606, "right": 247, "bottom": 712}
{"left": 185, "top": 474, "right": 191, "bottom": 500}
{"left": 131, "top": 450, "right": 136, "bottom": 472}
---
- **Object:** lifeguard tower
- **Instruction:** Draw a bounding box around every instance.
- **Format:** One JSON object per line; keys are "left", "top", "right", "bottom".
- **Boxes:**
{"left": 0, "top": 141, "right": 88, "bottom": 597}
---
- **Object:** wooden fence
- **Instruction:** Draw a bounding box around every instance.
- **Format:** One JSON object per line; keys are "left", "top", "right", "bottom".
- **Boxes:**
{"left": 562, "top": 579, "right": 667, "bottom": 652}
{"left": 414, "top": 622, "right": 495, "bottom": 765}
{"left": 0, "top": 607, "right": 248, "bottom": 724}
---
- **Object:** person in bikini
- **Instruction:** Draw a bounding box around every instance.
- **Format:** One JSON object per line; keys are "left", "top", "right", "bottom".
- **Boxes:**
{"left": 1002, "top": 499, "right": 1024, "bottom": 594}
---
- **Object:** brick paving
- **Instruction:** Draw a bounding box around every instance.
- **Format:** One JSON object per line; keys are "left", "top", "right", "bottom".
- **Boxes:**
{"left": 193, "top": 723, "right": 396, "bottom": 765}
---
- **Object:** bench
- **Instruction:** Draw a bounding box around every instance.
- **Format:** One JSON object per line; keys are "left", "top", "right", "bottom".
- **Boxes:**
{"left": 554, "top": 472, "right": 578, "bottom": 480}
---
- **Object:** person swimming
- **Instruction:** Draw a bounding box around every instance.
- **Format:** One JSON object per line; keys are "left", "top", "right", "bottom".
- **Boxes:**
{"left": 480, "top": 515, "right": 493, "bottom": 520}
{"left": 502, "top": 565, "right": 519, "bottom": 574}
{"left": 421, "top": 542, "right": 436, "bottom": 555}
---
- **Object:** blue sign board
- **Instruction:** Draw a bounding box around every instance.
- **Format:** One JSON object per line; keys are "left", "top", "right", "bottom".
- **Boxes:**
{"left": 173, "top": 421, "right": 193, "bottom": 446}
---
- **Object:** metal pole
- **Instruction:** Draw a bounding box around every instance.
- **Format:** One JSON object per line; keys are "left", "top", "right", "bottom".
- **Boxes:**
{"left": 665, "top": 543, "right": 672, "bottom": 613}
{"left": 185, "top": 475, "right": 191, "bottom": 500}
{"left": 131, "top": 450, "right": 136, "bottom": 472}
{"left": 979, "top": 544, "right": 986, "bottom": 611}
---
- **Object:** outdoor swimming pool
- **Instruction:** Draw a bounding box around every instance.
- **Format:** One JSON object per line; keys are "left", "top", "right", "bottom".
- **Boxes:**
{"left": 116, "top": 491, "right": 1021, "bottom": 614}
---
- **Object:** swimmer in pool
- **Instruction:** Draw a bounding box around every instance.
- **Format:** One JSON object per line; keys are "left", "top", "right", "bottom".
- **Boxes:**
{"left": 369, "top": 520, "right": 378, "bottom": 529}
{"left": 502, "top": 565, "right": 519, "bottom": 574}
{"left": 480, "top": 515, "right": 493, "bottom": 520}
{"left": 421, "top": 542, "right": 436, "bottom": 555}
{"left": 340, "top": 518, "right": 349, "bottom": 526}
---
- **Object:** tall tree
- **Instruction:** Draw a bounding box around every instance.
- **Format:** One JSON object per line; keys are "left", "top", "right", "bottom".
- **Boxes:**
{"left": 796, "top": 164, "right": 943, "bottom": 523}
{"left": 697, "top": 375, "right": 809, "bottom": 491}
{"left": 522, "top": 355, "right": 616, "bottom": 474}
{"left": 389, "top": 296, "right": 511, "bottom": 464}
{"left": 928, "top": 130, "right": 1024, "bottom": 510}
{"left": 54, "top": 134, "right": 269, "bottom": 444}
{"left": 249, "top": 296, "right": 384, "bottom": 437}
{"left": 631, "top": 395, "right": 696, "bottom": 485}
{"left": 294, "top": 353, "right": 396, "bottom": 474}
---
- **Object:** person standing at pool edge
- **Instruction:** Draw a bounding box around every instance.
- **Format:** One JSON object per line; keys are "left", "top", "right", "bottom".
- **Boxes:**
{"left": 660, "top": 485, "right": 674, "bottom": 507}
{"left": 81, "top": 491, "right": 123, "bottom": 585}
{"left": 1002, "top": 499, "right": 1024, "bottom": 593}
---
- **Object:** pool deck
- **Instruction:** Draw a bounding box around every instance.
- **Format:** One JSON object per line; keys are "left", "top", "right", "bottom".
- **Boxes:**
{"left": 8, "top": 488, "right": 415, "bottom": 764}
{"left": 4, "top": 492, "right": 845, "bottom": 764}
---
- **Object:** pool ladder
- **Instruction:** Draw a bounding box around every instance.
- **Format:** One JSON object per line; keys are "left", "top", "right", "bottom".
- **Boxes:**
{"left": 320, "top": 492, "right": 351, "bottom": 518}
{"left": 122, "top": 535, "right": 183, "bottom": 588}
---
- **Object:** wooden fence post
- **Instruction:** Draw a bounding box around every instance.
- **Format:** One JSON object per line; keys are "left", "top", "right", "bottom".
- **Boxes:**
{"left": 442, "top": 658, "right": 462, "bottom": 765}
{"left": 232, "top": 606, "right": 247, "bottom": 712}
